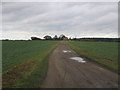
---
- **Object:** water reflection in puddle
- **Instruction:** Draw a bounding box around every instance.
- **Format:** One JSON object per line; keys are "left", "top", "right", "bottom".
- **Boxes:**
{"left": 70, "top": 57, "right": 86, "bottom": 63}
{"left": 63, "top": 50, "right": 71, "bottom": 53}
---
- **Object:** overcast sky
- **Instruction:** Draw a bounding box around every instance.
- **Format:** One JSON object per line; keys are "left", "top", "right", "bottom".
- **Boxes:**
{"left": 2, "top": 2, "right": 118, "bottom": 40}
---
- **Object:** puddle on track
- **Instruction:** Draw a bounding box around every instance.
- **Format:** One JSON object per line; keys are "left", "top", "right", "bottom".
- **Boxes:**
{"left": 63, "top": 50, "right": 71, "bottom": 53}
{"left": 70, "top": 57, "right": 86, "bottom": 63}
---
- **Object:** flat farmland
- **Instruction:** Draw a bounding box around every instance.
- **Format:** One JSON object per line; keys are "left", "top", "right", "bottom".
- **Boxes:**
{"left": 2, "top": 40, "right": 59, "bottom": 88}
{"left": 2, "top": 40, "right": 119, "bottom": 88}
{"left": 68, "top": 41, "right": 119, "bottom": 72}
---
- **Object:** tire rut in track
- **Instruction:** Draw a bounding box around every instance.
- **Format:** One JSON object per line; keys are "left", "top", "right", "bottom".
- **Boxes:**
{"left": 41, "top": 42, "right": 118, "bottom": 88}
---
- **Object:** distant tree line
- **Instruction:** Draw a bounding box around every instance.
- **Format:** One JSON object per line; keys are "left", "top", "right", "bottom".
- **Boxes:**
{"left": 31, "top": 35, "right": 120, "bottom": 42}
{"left": 31, "top": 37, "right": 41, "bottom": 40}
{"left": 71, "top": 38, "right": 120, "bottom": 42}
{"left": 2, "top": 34, "right": 120, "bottom": 42}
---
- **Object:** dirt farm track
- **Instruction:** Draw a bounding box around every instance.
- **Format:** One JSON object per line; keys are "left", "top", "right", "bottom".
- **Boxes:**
{"left": 41, "top": 42, "right": 118, "bottom": 88}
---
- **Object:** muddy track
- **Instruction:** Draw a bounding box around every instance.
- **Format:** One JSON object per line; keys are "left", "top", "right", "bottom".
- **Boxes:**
{"left": 41, "top": 42, "right": 118, "bottom": 88}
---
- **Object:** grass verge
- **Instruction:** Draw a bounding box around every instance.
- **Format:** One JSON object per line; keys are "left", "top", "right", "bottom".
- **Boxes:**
{"left": 2, "top": 41, "right": 59, "bottom": 88}
{"left": 67, "top": 41, "right": 118, "bottom": 73}
{"left": 14, "top": 43, "right": 58, "bottom": 88}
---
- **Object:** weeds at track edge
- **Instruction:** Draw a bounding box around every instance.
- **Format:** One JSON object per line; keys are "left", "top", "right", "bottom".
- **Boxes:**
{"left": 66, "top": 42, "right": 119, "bottom": 74}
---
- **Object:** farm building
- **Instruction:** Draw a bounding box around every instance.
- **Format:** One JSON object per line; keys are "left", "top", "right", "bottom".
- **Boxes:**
{"left": 63, "top": 37, "right": 68, "bottom": 40}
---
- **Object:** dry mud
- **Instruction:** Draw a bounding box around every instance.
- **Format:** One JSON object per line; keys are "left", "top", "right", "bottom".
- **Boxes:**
{"left": 41, "top": 42, "right": 118, "bottom": 88}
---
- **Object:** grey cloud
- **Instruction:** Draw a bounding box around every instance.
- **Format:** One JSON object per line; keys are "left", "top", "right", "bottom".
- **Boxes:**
{"left": 2, "top": 2, "right": 118, "bottom": 39}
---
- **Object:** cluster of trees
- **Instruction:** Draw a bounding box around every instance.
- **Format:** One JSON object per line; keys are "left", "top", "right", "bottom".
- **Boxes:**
{"left": 31, "top": 34, "right": 67, "bottom": 40}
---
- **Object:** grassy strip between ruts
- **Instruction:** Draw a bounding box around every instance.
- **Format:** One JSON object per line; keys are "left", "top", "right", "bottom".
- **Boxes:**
{"left": 2, "top": 42, "right": 59, "bottom": 88}
{"left": 67, "top": 41, "right": 118, "bottom": 73}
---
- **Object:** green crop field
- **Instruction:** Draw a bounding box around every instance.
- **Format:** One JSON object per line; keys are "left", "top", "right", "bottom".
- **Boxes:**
{"left": 2, "top": 40, "right": 119, "bottom": 88}
{"left": 68, "top": 41, "right": 119, "bottom": 73}
{"left": 2, "top": 40, "right": 59, "bottom": 88}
